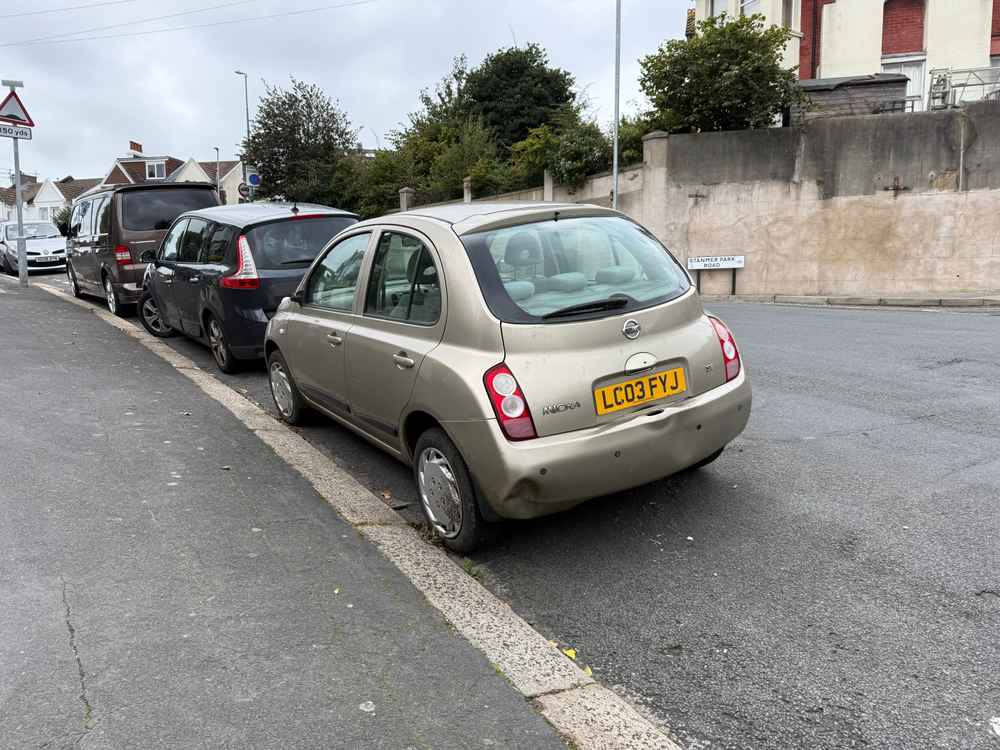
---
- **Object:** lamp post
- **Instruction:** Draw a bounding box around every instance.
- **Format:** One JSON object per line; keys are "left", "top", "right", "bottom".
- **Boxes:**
{"left": 235, "top": 70, "right": 250, "bottom": 194}
{"left": 611, "top": 0, "right": 622, "bottom": 211}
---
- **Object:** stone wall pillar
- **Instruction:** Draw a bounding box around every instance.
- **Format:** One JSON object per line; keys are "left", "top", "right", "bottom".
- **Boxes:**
{"left": 543, "top": 170, "right": 555, "bottom": 201}
{"left": 399, "top": 187, "right": 415, "bottom": 212}
{"left": 463, "top": 176, "right": 472, "bottom": 203}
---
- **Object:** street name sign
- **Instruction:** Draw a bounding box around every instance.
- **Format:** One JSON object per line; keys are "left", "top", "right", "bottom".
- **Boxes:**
{"left": 0, "top": 123, "right": 31, "bottom": 140}
{"left": 687, "top": 255, "right": 745, "bottom": 270}
{"left": 238, "top": 183, "right": 251, "bottom": 198}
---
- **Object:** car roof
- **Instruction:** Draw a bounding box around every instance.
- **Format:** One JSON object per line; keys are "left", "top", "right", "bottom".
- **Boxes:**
{"left": 181, "top": 202, "right": 358, "bottom": 230}
{"left": 370, "top": 201, "right": 620, "bottom": 236}
{"left": 76, "top": 181, "right": 217, "bottom": 202}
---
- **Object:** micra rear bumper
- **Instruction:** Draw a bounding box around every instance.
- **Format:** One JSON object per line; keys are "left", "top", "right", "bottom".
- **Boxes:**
{"left": 445, "top": 370, "right": 752, "bottom": 520}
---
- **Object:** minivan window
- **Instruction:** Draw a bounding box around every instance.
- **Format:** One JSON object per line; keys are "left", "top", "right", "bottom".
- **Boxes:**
{"left": 90, "top": 197, "right": 109, "bottom": 236}
{"left": 245, "top": 216, "right": 356, "bottom": 270}
{"left": 70, "top": 201, "right": 91, "bottom": 239}
{"left": 306, "top": 232, "right": 370, "bottom": 311}
{"left": 6, "top": 222, "right": 60, "bottom": 241}
{"left": 461, "top": 216, "right": 691, "bottom": 323}
{"left": 122, "top": 188, "right": 218, "bottom": 231}
{"left": 201, "top": 224, "right": 234, "bottom": 263}
{"left": 160, "top": 219, "right": 187, "bottom": 261}
{"left": 178, "top": 218, "right": 210, "bottom": 262}
{"left": 364, "top": 231, "right": 441, "bottom": 325}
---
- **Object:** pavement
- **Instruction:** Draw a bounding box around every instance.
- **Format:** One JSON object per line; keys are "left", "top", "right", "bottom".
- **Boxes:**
{"left": 700, "top": 292, "right": 1000, "bottom": 308}
{"left": 10, "top": 272, "right": 1000, "bottom": 749}
{"left": 0, "top": 281, "right": 567, "bottom": 749}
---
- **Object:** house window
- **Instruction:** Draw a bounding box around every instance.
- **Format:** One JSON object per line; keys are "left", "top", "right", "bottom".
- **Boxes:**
{"left": 740, "top": 0, "right": 761, "bottom": 16}
{"left": 38, "top": 207, "right": 49, "bottom": 220}
{"left": 782, "top": 0, "right": 795, "bottom": 27}
{"left": 882, "top": 57, "right": 927, "bottom": 111}
{"left": 146, "top": 161, "right": 166, "bottom": 180}
{"left": 709, "top": 0, "right": 727, "bottom": 16}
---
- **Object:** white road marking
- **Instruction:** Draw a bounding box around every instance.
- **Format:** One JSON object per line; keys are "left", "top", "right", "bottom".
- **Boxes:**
{"left": 34, "top": 282, "right": 681, "bottom": 750}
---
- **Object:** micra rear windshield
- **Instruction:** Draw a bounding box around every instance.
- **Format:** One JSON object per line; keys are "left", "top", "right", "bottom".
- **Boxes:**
{"left": 122, "top": 188, "right": 219, "bottom": 231}
{"left": 460, "top": 215, "right": 691, "bottom": 323}
{"left": 245, "top": 216, "right": 357, "bottom": 270}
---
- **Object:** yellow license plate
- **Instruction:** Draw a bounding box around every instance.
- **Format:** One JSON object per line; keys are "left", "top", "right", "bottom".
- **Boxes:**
{"left": 594, "top": 367, "right": 687, "bottom": 415}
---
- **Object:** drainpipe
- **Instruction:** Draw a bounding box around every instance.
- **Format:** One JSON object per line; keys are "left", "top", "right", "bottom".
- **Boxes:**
{"left": 810, "top": 0, "right": 820, "bottom": 78}
{"left": 958, "top": 114, "right": 966, "bottom": 192}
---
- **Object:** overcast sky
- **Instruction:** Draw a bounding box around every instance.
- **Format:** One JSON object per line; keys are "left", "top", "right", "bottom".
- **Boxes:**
{"left": 2, "top": 0, "right": 689, "bottom": 184}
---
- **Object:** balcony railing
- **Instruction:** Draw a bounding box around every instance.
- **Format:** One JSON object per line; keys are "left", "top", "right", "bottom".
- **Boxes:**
{"left": 929, "top": 66, "right": 1000, "bottom": 109}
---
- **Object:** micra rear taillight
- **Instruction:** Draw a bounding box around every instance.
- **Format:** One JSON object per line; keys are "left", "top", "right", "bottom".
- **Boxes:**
{"left": 220, "top": 235, "right": 260, "bottom": 289}
{"left": 484, "top": 363, "right": 537, "bottom": 441}
{"left": 114, "top": 244, "right": 131, "bottom": 266}
{"left": 708, "top": 316, "right": 741, "bottom": 382}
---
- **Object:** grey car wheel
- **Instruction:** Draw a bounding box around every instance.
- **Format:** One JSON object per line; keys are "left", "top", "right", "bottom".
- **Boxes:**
{"left": 68, "top": 265, "right": 83, "bottom": 297}
{"left": 103, "top": 275, "right": 122, "bottom": 316}
{"left": 206, "top": 315, "right": 239, "bottom": 374}
{"left": 413, "top": 428, "right": 488, "bottom": 552}
{"left": 138, "top": 292, "right": 175, "bottom": 338}
{"left": 268, "top": 350, "right": 305, "bottom": 424}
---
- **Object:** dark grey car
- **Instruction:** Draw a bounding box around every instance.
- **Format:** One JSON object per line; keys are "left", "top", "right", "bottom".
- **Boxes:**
{"left": 139, "top": 203, "right": 357, "bottom": 373}
{"left": 66, "top": 182, "right": 220, "bottom": 315}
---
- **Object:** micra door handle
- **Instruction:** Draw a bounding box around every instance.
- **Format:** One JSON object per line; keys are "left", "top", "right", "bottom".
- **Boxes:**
{"left": 393, "top": 352, "right": 415, "bottom": 369}
{"left": 326, "top": 332, "right": 343, "bottom": 346}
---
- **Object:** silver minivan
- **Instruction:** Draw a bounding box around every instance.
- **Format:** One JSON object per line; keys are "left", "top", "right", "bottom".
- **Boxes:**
{"left": 265, "top": 203, "right": 751, "bottom": 551}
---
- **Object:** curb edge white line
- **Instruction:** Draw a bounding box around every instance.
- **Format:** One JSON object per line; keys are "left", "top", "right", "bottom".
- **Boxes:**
{"left": 33, "top": 282, "right": 683, "bottom": 750}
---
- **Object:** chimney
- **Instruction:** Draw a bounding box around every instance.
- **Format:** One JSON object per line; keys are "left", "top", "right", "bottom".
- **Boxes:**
{"left": 129, "top": 140, "right": 143, "bottom": 156}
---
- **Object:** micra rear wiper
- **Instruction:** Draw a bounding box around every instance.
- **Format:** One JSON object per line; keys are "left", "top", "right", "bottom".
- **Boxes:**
{"left": 280, "top": 258, "right": 314, "bottom": 265}
{"left": 541, "top": 297, "right": 629, "bottom": 320}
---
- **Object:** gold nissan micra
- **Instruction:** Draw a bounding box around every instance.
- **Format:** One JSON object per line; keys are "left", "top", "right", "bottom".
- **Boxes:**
{"left": 265, "top": 203, "right": 751, "bottom": 551}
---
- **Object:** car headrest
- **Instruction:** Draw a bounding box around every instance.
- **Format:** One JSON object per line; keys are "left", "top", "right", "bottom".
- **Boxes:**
{"left": 504, "top": 232, "right": 542, "bottom": 268}
{"left": 407, "top": 248, "right": 438, "bottom": 285}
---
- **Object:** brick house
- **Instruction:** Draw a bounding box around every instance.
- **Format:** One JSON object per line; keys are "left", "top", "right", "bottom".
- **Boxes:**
{"left": 695, "top": 0, "right": 1000, "bottom": 110}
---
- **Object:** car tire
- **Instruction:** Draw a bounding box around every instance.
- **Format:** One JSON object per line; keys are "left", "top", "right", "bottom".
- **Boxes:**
{"left": 267, "top": 350, "right": 306, "bottom": 425}
{"left": 690, "top": 447, "right": 724, "bottom": 470}
{"left": 206, "top": 314, "right": 240, "bottom": 374}
{"left": 103, "top": 274, "right": 129, "bottom": 317}
{"left": 68, "top": 265, "right": 84, "bottom": 298}
{"left": 413, "top": 427, "right": 490, "bottom": 553}
{"left": 138, "top": 291, "right": 176, "bottom": 338}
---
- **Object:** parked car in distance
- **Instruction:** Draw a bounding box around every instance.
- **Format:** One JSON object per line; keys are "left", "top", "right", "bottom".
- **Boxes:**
{"left": 264, "top": 202, "right": 752, "bottom": 551}
{"left": 0, "top": 220, "right": 67, "bottom": 274}
{"left": 139, "top": 203, "right": 358, "bottom": 373}
{"left": 66, "top": 182, "right": 220, "bottom": 315}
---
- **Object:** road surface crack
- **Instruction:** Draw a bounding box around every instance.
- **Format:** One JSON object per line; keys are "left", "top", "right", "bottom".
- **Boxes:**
{"left": 60, "top": 578, "right": 95, "bottom": 731}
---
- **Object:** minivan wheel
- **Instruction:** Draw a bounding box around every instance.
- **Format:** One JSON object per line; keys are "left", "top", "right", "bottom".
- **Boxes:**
{"left": 68, "top": 265, "right": 83, "bottom": 298}
{"left": 138, "top": 292, "right": 176, "bottom": 338}
{"left": 103, "top": 275, "right": 127, "bottom": 317}
{"left": 414, "top": 428, "right": 488, "bottom": 553}
{"left": 206, "top": 315, "right": 239, "bottom": 374}
{"left": 268, "top": 350, "right": 305, "bottom": 424}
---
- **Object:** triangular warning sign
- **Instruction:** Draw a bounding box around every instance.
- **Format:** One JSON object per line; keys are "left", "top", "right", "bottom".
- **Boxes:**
{"left": 0, "top": 90, "right": 34, "bottom": 127}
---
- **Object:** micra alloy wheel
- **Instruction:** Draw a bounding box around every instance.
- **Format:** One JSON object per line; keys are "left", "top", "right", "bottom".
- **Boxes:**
{"left": 206, "top": 315, "right": 239, "bottom": 374}
{"left": 138, "top": 292, "right": 176, "bottom": 338}
{"left": 268, "top": 350, "right": 305, "bottom": 424}
{"left": 413, "top": 428, "right": 489, "bottom": 553}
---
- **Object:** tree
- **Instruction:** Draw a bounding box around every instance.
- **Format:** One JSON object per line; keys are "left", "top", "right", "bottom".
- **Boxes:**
{"left": 463, "top": 44, "right": 576, "bottom": 152}
{"left": 243, "top": 78, "right": 359, "bottom": 205}
{"left": 639, "top": 14, "right": 805, "bottom": 133}
{"left": 512, "top": 110, "right": 612, "bottom": 190}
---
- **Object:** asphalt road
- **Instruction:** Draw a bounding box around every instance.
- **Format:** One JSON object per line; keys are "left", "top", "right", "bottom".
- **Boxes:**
{"left": 42, "top": 273, "right": 1000, "bottom": 749}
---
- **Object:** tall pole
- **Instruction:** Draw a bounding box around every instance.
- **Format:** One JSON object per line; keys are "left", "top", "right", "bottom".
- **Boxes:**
{"left": 612, "top": 0, "right": 622, "bottom": 211}
{"left": 3, "top": 79, "right": 28, "bottom": 287}
{"left": 214, "top": 146, "right": 221, "bottom": 190}
{"left": 235, "top": 70, "right": 250, "bottom": 195}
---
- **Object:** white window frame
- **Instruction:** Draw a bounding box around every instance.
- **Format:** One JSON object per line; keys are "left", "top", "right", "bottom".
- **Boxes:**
{"left": 739, "top": 0, "right": 762, "bottom": 16}
{"left": 145, "top": 160, "right": 166, "bottom": 180}
{"left": 709, "top": 0, "right": 728, "bottom": 16}
{"left": 38, "top": 207, "right": 49, "bottom": 220}
{"left": 881, "top": 53, "right": 928, "bottom": 112}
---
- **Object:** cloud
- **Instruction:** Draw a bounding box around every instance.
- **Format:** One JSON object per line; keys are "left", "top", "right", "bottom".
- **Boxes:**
{"left": 1, "top": 0, "right": 686, "bottom": 183}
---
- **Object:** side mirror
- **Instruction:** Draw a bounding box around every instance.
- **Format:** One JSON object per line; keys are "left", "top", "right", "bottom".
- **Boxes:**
{"left": 290, "top": 289, "right": 304, "bottom": 305}
{"left": 139, "top": 249, "right": 156, "bottom": 263}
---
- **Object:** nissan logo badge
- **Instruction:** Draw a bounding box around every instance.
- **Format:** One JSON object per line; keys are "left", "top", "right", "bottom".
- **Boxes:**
{"left": 622, "top": 319, "right": 641, "bottom": 340}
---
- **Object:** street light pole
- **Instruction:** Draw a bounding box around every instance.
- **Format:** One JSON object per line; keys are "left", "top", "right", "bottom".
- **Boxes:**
{"left": 612, "top": 0, "right": 622, "bottom": 212}
{"left": 2, "top": 79, "right": 28, "bottom": 287}
{"left": 235, "top": 70, "right": 250, "bottom": 196}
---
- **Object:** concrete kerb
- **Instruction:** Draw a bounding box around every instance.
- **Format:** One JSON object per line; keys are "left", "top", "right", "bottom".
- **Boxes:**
{"left": 32, "top": 282, "right": 680, "bottom": 750}
{"left": 704, "top": 291, "right": 1000, "bottom": 308}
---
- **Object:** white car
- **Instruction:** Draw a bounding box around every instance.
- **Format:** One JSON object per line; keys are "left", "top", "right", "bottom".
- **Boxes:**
{"left": 0, "top": 220, "right": 67, "bottom": 274}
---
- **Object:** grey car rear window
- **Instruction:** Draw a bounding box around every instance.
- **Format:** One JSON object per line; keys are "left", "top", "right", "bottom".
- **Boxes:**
{"left": 245, "top": 216, "right": 357, "bottom": 270}
{"left": 461, "top": 216, "right": 691, "bottom": 323}
{"left": 122, "top": 189, "right": 218, "bottom": 231}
